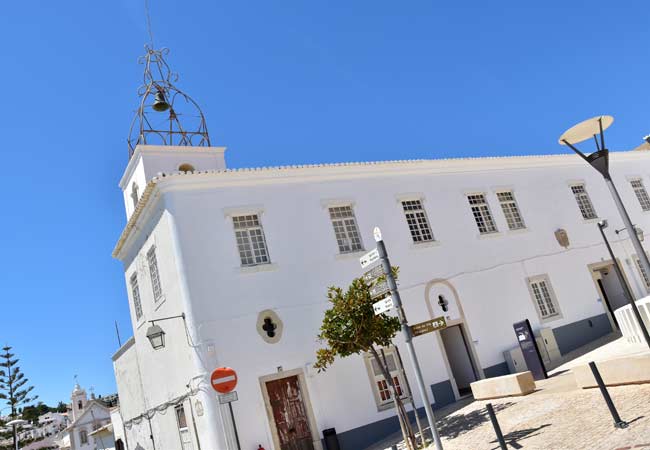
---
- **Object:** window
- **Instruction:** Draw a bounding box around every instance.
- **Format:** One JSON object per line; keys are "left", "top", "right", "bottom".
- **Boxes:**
{"left": 527, "top": 276, "right": 561, "bottom": 321}
{"left": 232, "top": 214, "right": 270, "bottom": 266}
{"left": 631, "top": 179, "right": 650, "bottom": 212}
{"left": 570, "top": 184, "right": 597, "bottom": 220}
{"left": 467, "top": 194, "right": 497, "bottom": 234}
{"left": 401, "top": 200, "right": 434, "bottom": 243}
{"left": 328, "top": 206, "right": 364, "bottom": 253}
{"left": 147, "top": 246, "right": 163, "bottom": 301}
{"left": 130, "top": 273, "right": 143, "bottom": 320}
{"left": 496, "top": 191, "right": 525, "bottom": 230}
{"left": 365, "top": 349, "right": 407, "bottom": 409}
{"left": 79, "top": 430, "right": 88, "bottom": 445}
{"left": 635, "top": 257, "right": 650, "bottom": 291}
{"left": 175, "top": 405, "right": 194, "bottom": 450}
{"left": 77, "top": 400, "right": 83, "bottom": 410}
{"left": 131, "top": 182, "right": 139, "bottom": 209}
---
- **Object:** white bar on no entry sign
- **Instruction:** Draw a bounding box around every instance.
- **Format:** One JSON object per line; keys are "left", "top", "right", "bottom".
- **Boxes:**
{"left": 212, "top": 375, "right": 236, "bottom": 385}
{"left": 360, "top": 248, "right": 380, "bottom": 268}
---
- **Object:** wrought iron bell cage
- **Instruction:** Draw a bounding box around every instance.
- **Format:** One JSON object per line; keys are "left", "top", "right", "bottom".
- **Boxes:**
{"left": 127, "top": 46, "right": 211, "bottom": 158}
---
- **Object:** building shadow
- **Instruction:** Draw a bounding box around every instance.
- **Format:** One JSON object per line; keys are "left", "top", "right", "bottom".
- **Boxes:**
{"left": 489, "top": 423, "right": 551, "bottom": 450}
{"left": 437, "top": 402, "right": 514, "bottom": 439}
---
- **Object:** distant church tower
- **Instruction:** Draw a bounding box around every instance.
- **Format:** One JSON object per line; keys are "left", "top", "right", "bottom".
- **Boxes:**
{"left": 71, "top": 382, "right": 87, "bottom": 422}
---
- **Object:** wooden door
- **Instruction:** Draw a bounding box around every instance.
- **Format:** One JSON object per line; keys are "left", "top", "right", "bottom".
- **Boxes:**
{"left": 266, "top": 376, "right": 314, "bottom": 450}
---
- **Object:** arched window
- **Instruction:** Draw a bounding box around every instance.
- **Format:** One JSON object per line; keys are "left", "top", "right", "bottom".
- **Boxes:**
{"left": 178, "top": 163, "right": 195, "bottom": 172}
{"left": 115, "top": 439, "right": 125, "bottom": 450}
{"left": 131, "top": 182, "right": 139, "bottom": 209}
{"left": 77, "top": 400, "right": 83, "bottom": 410}
{"left": 79, "top": 430, "right": 88, "bottom": 444}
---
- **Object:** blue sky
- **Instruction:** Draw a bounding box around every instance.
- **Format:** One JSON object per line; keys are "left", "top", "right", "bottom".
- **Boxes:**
{"left": 0, "top": 0, "right": 649, "bottom": 406}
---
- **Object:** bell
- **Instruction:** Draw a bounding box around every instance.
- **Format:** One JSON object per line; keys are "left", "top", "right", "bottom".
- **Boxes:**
{"left": 152, "top": 90, "right": 170, "bottom": 112}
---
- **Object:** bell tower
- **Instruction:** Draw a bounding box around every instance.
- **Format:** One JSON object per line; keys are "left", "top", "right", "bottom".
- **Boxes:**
{"left": 120, "top": 46, "right": 226, "bottom": 219}
{"left": 71, "top": 382, "right": 88, "bottom": 422}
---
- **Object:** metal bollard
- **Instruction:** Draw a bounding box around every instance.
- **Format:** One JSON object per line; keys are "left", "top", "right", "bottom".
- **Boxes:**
{"left": 486, "top": 403, "right": 507, "bottom": 449}
{"left": 588, "top": 361, "right": 628, "bottom": 429}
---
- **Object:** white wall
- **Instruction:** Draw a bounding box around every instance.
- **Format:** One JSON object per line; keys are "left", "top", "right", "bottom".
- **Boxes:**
{"left": 114, "top": 149, "right": 650, "bottom": 450}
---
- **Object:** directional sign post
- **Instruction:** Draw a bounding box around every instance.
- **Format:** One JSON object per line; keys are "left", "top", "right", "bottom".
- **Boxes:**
{"left": 365, "top": 227, "right": 444, "bottom": 450}
{"left": 411, "top": 317, "right": 447, "bottom": 337}
{"left": 369, "top": 280, "right": 390, "bottom": 299}
{"left": 373, "top": 296, "right": 394, "bottom": 315}
{"left": 359, "top": 248, "right": 380, "bottom": 268}
{"left": 362, "top": 264, "right": 385, "bottom": 283}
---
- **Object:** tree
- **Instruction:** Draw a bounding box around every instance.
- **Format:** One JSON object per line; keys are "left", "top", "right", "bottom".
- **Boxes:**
{"left": 0, "top": 346, "right": 38, "bottom": 449}
{"left": 56, "top": 401, "right": 68, "bottom": 413}
{"left": 314, "top": 270, "right": 418, "bottom": 449}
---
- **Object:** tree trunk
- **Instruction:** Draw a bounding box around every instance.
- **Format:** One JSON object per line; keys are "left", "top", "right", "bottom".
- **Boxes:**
{"left": 370, "top": 346, "right": 415, "bottom": 450}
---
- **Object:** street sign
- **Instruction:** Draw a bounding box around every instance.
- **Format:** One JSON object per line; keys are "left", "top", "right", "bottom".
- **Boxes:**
{"left": 218, "top": 391, "right": 239, "bottom": 404}
{"left": 410, "top": 316, "right": 447, "bottom": 337}
{"left": 369, "top": 280, "right": 390, "bottom": 299}
{"left": 373, "top": 296, "right": 394, "bottom": 315}
{"left": 362, "top": 264, "right": 385, "bottom": 283}
{"left": 211, "top": 367, "right": 238, "bottom": 394}
{"left": 360, "top": 248, "right": 380, "bottom": 268}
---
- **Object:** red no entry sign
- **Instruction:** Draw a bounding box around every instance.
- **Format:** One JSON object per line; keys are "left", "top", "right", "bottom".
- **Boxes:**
{"left": 211, "top": 367, "right": 238, "bottom": 394}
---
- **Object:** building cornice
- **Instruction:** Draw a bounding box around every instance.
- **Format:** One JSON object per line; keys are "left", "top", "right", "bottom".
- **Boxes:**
{"left": 112, "top": 150, "right": 649, "bottom": 259}
{"left": 111, "top": 336, "right": 136, "bottom": 362}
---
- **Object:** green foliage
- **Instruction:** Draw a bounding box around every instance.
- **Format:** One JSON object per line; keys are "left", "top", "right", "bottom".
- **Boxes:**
{"left": 314, "top": 268, "right": 401, "bottom": 371}
{"left": 56, "top": 401, "right": 68, "bottom": 413}
{"left": 0, "top": 346, "right": 37, "bottom": 418}
{"left": 21, "top": 402, "right": 56, "bottom": 424}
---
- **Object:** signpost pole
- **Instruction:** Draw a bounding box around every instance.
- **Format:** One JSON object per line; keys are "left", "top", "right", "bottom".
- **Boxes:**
{"left": 374, "top": 231, "right": 444, "bottom": 450}
{"left": 228, "top": 402, "right": 242, "bottom": 450}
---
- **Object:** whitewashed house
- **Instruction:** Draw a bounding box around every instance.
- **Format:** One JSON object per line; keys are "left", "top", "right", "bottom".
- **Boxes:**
{"left": 110, "top": 141, "right": 650, "bottom": 450}
{"left": 109, "top": 46, "right": 650, "bottom": 450}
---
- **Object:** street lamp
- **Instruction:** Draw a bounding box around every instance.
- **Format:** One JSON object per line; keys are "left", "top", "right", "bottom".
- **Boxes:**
{"left": 596, "top": 220, "right": 650, "bottom": 347}
{"left": 6, "top": 419, "right": 27, "bottom": 450}
{"left": 560, "top": 116, "right": 650, "bottom": 346}
{"left": 145, "top": 313, "right": 187, "bottom": 350}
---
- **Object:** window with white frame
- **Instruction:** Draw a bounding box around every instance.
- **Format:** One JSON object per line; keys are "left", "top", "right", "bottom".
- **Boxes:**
{"left": 527, "top": 275, "right": 561, "bottom": 320}
{"left": 232, "top": 214, "right": 270, "bottom": 266}
{"left": 570, "top": 184, "right": 597, "bottom": 220}
{"left": 130, "top": 273, "right": 143, "bottom": 320}
{"left": 131, "top": 182, "right": 139, "bottom": 209}
{"left": 467, "top": 193, "right": 498, "bottom": 234}
{"left": 175, "top": 405, "right": 194, "bottom": 450}
{"left": 365, "top": 348, "right": 407, "bottom": 409}
{"left": 79, "top": 430, "right": 88, "bottom": 445}
{"left": 635, "top": 257, "right": 650, "bottom": 291}
{"left": 147, "top": 246, "right": 163, "bottom": 301}
{"left": 401, "top": 199, "right": 434, "bottom": 243}
{"left": 328, "top": 205, "right": 364, "bottom": 253}
{"left": 631, "top": 179, "right": 650, "bottom": 212}
{"left": 496, "top": 191, "right": 525, "bottom": 230}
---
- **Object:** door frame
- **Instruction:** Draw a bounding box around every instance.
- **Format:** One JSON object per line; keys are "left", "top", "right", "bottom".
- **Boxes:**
{"left": 259, "top": 368, "right": 323, "bottom": 450}
{"left": 439, "top": 324, "right": 480, "bottom": 395}
{"left": 588, "top": 260, "right": 632, "bottom": 331}
{"left": 425, "top": 278, "right": 484, "bottom": 401}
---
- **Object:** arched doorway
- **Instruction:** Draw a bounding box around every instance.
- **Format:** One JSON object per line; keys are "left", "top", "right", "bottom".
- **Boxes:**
{"left": 425, "top": 279, "right": 484, "bottom": 399}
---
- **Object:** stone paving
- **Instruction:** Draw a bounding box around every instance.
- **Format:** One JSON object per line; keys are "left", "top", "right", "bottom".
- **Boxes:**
{"left": 366, "top": 333, "right": 650, "bottom": 450}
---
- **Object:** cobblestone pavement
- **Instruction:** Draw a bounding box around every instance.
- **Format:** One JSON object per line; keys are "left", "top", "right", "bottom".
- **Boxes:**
{"left": 366, "top": 334, "right": 650, "bottom": 450}
{"left": 435, "top": 380, "right": 650, "bottom": 450}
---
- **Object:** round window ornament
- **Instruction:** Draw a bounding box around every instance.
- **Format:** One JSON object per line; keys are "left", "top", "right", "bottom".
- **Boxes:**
{"left": 257, "top": 309, "right": 283, "bottom": 344}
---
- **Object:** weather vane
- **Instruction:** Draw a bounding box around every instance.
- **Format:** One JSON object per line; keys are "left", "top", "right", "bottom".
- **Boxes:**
{"left": 127, "top": 46, "right": 211, "bottom": 158}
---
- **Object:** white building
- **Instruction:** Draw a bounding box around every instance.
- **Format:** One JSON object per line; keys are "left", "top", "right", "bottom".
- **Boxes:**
{"left": 55, "top": 384, "right": 112, "bottom": 450}
{"left": 111, "top": 132, "right": 650, "bottom": 449}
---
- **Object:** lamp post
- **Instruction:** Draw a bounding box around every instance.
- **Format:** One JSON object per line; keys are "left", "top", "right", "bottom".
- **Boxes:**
{"left": 145, "top": 313, "right": 187, "bottom": 350}
{"left": 6, "top": 419, "right": 27, "bottom": 450}
{"left": 597, "top": 220, "right": 650, "bottom": 348}
{"left": 559, "top": 116, "right": 650, "bottom": 347}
